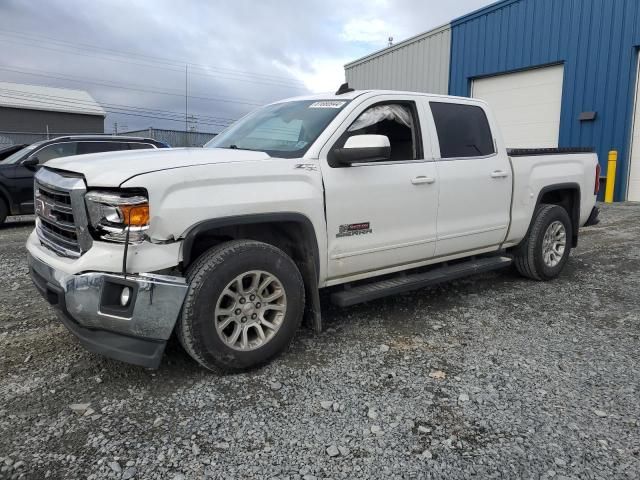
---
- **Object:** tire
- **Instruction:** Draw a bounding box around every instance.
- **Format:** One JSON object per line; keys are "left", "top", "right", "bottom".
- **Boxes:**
{"left": 0, "top": 199, "right": 7, "bottom": 225}
{"left": 513, "top": 204, "right": 573, "bottom": 281}
{"left": 177, "top": 240, "right": 305, "bottom": 371}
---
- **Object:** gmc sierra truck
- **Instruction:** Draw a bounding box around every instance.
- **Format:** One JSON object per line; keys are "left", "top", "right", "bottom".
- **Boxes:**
{"left": 27, "top": 87, "right": 600, "bottom": 371}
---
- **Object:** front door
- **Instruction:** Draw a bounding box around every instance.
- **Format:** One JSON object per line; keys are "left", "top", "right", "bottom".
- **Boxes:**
{"left": 320, "top": 96, "right": 439, "bottom": 281}
{"left": 7, "top": 163, "right": 36, "bottom": 213}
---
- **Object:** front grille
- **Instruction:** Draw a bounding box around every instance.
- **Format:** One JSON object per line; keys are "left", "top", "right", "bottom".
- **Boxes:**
{"left": 35, "top": 180, "right": 82, "bottom": 257}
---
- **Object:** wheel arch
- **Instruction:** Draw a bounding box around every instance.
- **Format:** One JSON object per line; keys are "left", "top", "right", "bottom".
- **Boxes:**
{"left": 180, "top": 213, "right": 322, "bottom": 332}
{"left": 533, "top": 183, "right": 581, "bottom": 248}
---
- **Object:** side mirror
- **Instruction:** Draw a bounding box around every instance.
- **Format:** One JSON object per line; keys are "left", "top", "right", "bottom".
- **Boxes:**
{"left": 22, "top": 157, "right": 39, "bottom": 169}
{"left": 332, "top": 134, "right": 391, "bottom": 166}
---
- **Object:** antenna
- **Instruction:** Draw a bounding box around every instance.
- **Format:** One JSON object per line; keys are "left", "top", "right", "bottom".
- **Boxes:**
{"left": 335, "top": 83, "right": 355, "bottom": 95}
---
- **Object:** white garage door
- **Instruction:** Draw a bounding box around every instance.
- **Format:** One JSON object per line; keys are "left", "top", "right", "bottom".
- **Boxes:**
{"left": 627, "top": 55, "right": 640, "bottom": 201}
{"left": 472, "top": 65, "right": 564, "bottom": 149}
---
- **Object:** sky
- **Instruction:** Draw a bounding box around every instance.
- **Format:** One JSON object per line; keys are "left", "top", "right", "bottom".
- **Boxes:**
{"left": 0, "top": 0, "right": 495, "bottom": 133}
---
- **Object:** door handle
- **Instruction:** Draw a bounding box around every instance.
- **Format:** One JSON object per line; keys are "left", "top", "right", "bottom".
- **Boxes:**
{"left": 490, "top": 170, "right": 509, "bottom": 178}
{"left": 411, "top": 176, "right": 436, "bottom": 185}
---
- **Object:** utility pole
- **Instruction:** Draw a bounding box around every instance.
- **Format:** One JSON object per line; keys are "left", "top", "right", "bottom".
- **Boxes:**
{"left": 114, "top": 122, "right": 118, "bottom": 135}
{"left": 188, "top": 114, "right": 197, "bottom": 132}
{"left": 185, "top": 64, "right": 189, "bottom": 146}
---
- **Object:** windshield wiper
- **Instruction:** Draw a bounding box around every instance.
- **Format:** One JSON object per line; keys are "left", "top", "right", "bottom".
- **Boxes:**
{"left": 217, "top": 144, "right": 264, "bottom": 154}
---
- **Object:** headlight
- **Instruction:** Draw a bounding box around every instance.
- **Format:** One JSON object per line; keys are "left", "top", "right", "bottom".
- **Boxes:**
{"left": 85, "top": 191, "right": 150, "bottom": 243}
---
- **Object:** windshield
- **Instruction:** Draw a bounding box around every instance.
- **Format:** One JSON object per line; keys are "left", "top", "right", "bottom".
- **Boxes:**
{"left": 205, "top": 100, "right": 349, "bottom": 158}
{"left": 0, "top": 142, "right": 42, "bottom": 164}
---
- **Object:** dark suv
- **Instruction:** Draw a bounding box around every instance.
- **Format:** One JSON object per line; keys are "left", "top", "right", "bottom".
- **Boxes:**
{"left": 0, "top": 135, "right": 169, "bottom": 224}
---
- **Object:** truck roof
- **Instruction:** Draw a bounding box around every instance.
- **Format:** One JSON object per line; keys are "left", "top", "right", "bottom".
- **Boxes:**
{"left": 274, "top": 89, "right": 487, "bottom": 105}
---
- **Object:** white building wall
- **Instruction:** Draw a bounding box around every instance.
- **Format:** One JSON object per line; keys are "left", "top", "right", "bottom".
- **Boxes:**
{"left": 345, "top": 24, "right": 451, "bottom": 95}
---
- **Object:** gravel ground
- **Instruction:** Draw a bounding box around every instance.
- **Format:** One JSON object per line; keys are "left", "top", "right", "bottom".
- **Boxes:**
{"left": 1, "top": 204, "right": 639, "bottom": 480}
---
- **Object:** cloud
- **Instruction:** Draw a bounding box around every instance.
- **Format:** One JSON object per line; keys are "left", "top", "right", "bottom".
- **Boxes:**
{"left": 341, "top": 18, "right": 391, "bottom": 44}
{"left": 276, "top": 57, "right": 348, "bottom": 94}
{"left": 0, "top": 0, "right": 495, "bottom": 133}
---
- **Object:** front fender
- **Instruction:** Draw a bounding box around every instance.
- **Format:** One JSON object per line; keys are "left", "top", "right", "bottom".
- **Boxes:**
{"left": 120, "top": 160, "right": 328, "bottom": 282}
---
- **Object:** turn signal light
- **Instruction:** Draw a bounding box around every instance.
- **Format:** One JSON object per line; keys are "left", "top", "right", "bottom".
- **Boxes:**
{"left": 121, "top": 204, "right": 150, "bottom": 226}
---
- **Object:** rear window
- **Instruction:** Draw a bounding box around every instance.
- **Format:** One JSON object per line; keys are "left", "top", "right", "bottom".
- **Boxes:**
{"left": 35, "top": 142, "right": 78, "bottom": 163}
{"left": 430, "top": 102, "right": 495, "bottom": 158}
{"left": 129, "top": 143, "right": 156, "bottom": 150}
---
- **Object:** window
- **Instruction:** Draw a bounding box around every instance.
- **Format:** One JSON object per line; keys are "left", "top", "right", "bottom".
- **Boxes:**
{"left": 33, "top": 142, "right": 78, "bottom": 163}
{"left": 247, "top": 116, "right": 304, "bottom": 150}
{"left": 77, "top": 142, "right": 130, "bottom": 155}
{"left": 2, "top": 143, "right": 39, "bottom": 165}
{"left": 339, "top": 103, "right": 420, "bottom": 162}
{"left": 129, "top": 143, "right": 156, "bottom": 150}
{"left": 430, "top": 102, "right": 495, "bottom": 158}
{"left": 206, "top": 100, "right": 349, "bottom": 158}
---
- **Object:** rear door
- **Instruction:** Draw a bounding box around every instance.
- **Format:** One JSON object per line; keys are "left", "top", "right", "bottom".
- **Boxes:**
{"left": 426, "top": 99, "right": 511, "bottom": 257}
{"left": 320, "top": 95, "right": 439, "bottom": 281}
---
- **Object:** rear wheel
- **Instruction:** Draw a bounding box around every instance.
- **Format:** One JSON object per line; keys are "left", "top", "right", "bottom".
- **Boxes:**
{"left": 177, "top": 240, "right": 305, "bottom": 371}
{"left": 513, "top": 204, "right": 572, "bottom": 281}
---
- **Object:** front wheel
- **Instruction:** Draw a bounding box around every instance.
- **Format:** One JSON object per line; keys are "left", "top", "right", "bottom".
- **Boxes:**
{"left": 177, "top": 240, "right": 305, "bottom": 371}
{"left": 513, "top": 204, "right": 573, "bottom": 281}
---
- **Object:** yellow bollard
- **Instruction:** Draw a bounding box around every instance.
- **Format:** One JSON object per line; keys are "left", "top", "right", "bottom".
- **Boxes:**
{"left": 605, "top": 150, "right": 618, "bottom": 203}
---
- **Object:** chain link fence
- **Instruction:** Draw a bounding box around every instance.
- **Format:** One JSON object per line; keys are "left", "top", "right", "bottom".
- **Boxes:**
{"left": 121, "top": 129, "right": 217, "bottom": 147}
{"left": 0, "top": 131, "right": 84, "bottom": 147}
{"left": 0, "top": 129, "right": 217, "bottom": 148}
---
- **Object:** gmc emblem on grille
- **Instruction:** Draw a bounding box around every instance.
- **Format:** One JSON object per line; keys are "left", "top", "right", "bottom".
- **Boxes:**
{"left": 35, "top": 198, "right": 58, "bottom": 223}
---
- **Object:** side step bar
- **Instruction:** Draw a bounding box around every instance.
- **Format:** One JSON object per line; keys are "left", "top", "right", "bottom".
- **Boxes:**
{"left": 330, "top": 256, "right": 513, "bottom": 307}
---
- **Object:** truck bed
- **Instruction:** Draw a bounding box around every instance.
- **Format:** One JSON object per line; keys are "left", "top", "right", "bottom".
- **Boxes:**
{"left": 507, "top": 147, "right": 595, "bottom": 157}
{"left": 504, "top": 147, "right": 599, "bottom": 249}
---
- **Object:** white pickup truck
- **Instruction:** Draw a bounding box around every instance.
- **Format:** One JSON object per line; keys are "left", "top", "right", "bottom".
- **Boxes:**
{"left": 27, "top": 87, "right": 600, "bottom": 371}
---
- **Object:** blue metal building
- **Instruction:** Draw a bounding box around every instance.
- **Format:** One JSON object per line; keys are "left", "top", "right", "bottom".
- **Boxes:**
{"left": 449, "top": 0, "right": 640, "bottom": 201}
{"left": 345, "top": 0, "right": 640, "bottom": 201}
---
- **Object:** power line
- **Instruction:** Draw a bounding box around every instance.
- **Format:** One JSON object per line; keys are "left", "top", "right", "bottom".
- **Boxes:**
{"left": 0, "top": 95, "right": 228, "bottom": 128}
{"left": 0, "top": 65, "right": 267, "bottom": 106}
{"left": 0, "top": 29, "right": 305, "bottom": 83}
{"left": 0, "top": 87, "right": 240, "bottom": 123}
{"left": 0, "top": 30, "right": 307, "bottom": 89}
{"left": 0, "top": 92, "right": 234, "bottom": 128}
{"left": 0, "top": 95, "right": 237, "bottom": 130}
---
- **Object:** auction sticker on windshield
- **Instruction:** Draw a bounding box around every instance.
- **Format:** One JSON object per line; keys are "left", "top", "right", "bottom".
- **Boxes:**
{"left": 309, "top": 101, "right": 347, "bottom": 109}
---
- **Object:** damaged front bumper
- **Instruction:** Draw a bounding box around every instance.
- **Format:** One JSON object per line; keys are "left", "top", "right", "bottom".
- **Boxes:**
{"left": 28, "top": 253, "right": 188, "bottom": 368}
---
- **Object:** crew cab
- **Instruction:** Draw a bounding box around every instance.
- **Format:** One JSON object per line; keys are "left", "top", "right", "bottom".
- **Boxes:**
{"left": 0, "top": 135, "right": 168, "bottom": 224}
{"left": 26, "top": 88, "right": 600, "bottom": 371}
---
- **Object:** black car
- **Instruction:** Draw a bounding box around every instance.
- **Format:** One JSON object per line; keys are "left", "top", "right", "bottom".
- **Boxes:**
{"left": 0, "top": 135, "right": 169, "bottom": 224}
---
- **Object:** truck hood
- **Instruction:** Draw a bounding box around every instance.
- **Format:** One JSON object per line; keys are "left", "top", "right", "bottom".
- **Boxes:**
{"left": 46, "top": 147, "right": 271, "bottom": 186}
